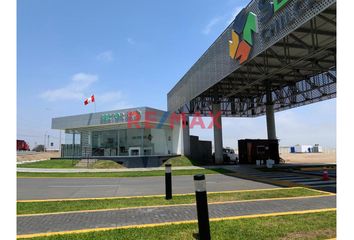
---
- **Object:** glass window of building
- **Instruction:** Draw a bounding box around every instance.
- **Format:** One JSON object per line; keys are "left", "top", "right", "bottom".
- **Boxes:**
{"left": 62, "top": 130, "right": 81, "bottom": 157}
{"left": 92, "top": 130, "right": 118, "bottom": 156}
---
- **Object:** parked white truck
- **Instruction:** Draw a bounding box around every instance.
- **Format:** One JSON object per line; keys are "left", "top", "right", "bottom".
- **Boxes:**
{"left": 213, "top": 147, "right": 239, "bottom": 164}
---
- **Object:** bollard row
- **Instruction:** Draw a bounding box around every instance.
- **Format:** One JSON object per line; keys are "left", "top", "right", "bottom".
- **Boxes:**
{"left": 164, "top": 166, "right": 211, "bottom": 239}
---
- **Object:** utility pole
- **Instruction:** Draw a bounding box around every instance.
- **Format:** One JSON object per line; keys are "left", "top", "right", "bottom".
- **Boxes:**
{"left": 59, "top": 130, "right": 62, "bottom": 152}
{"left": 44, "top": 130, "right": 48, "bottom": 152}
{"left": 43, "top": 134, "right": 46, "bottom": 152}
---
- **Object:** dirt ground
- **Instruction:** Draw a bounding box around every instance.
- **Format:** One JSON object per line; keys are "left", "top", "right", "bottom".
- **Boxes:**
{"left": 280, "top": 152, "right": 336, "bottom": 164}
{"left": 17, "top": 151, "right": 337, "bottom": 164}
{"left": 17, "top": 152, "right": 60, "bottom": 162}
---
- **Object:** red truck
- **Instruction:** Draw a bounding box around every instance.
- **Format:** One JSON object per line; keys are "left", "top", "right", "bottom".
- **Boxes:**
{"left": 17, "top": 140, "right": 30, "bottom": 151}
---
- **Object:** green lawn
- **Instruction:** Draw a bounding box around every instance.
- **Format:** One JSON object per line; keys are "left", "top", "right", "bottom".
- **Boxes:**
{"left": 17, "top": 211, "right": 336, "bottom": 240}
{"left": 163, "top": 156, "right": 203, "bottom": 166}
{"left": 17, "top": 157, "right": 203, "bottom": 169}
{"left": 17, "top": 187, "right": 327, "bottom": 215}
{"left": 91, "top": 160, "right": 125, "bottom": 169}
{"left": 17, "top": 168, "right": 232, "bottom": 178}
{"left": 17, "top": 160, "right": 79, "bottom": 169}
{"left": 17, "top": 156, "right": 206, "bottom": 169}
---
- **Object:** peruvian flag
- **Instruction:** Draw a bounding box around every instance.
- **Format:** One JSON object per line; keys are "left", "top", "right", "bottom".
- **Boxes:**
{"left": 84, "top": 95, "right": 95, "bottom": 105}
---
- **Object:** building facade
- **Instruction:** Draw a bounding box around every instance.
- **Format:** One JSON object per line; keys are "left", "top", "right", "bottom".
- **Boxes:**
{"left": 52, "top": 107, "right": 187, "bottom": 159}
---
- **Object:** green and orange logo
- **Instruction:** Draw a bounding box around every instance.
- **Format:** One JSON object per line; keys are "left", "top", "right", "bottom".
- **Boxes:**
{"left": 229, "top": 0, "right": 292, "bottom": 64}
{"left": 229, "top": 10, "right": 258, "bottom": 64}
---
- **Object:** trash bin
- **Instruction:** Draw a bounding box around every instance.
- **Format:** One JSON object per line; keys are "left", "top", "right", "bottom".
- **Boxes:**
{"left": 266, "top": 159, "right": 275, "bottom": 168}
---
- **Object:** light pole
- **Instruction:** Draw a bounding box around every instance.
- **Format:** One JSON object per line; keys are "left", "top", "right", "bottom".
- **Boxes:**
{"left": 44, "top": 130, "right": 48, "bottom": 152}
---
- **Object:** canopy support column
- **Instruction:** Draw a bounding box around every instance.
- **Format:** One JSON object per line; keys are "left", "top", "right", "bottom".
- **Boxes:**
{"left": 181, "top": 116, "right": 190, "bottom": 156}
{"left": 213, "top": 103, "right": 223, "bottom": 164}
{"left": 266, "top": 85, "right": 277, "bottom": 140}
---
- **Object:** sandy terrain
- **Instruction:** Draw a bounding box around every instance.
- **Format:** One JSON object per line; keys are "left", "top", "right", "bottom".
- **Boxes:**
{"left": 17, "top": 152, "right": 60, "bottom": 162}
{"left": 17, "top": 151, "right": 336, "bottom": 165}
{"left": 280, "top": 152, "right": 336, "bottom": 164}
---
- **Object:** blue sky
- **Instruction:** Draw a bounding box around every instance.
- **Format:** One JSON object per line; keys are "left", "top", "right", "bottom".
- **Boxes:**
{"left": 17, "top": 0, "right": 336, "bottom": 149}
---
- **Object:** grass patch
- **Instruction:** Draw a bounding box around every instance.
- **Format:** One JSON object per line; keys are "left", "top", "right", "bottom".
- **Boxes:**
{"left": 163, "top": 156, "right": 203, "bottom": 166}
{"left": 17, "top": 211, "right": 336, "bottom": 239}
{"left": 17, "top": 168, "right": 232, "bottom": 178}
{"left": 17, "top": 160, "right": 79, "bottom": 169}
{"left": 17, "top": 187, "right": 327, "bottom": 215}
{"left": 91, "top": 160, "right": 125, "bottom": 169}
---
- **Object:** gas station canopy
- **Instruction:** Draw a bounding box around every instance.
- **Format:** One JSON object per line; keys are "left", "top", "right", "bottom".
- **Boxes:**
{"left": 168, "top": 0, "right": 336, "bottom": 117}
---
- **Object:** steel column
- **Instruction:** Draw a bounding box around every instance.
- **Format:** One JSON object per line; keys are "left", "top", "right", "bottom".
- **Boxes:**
{"left": 265, "top": 86, "right": 276, "bottom": 139}
{"left": 212, "top": 103, "right": 223, "bottom": 164}
{"left": 181, "top": 116, "right": 190, "bottom": 156}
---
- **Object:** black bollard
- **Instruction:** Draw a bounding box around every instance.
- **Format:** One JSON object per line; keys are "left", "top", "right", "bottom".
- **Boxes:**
{"left": 165, "top": 164, "right": 172, "bottom": 200}
{"left": 194, "top": 174, "right": 211, "bottom": 240}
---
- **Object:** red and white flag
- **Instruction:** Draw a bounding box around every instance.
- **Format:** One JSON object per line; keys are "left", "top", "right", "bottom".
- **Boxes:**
{"left": 84, "top": 95, "right": 95, "bottom": 105}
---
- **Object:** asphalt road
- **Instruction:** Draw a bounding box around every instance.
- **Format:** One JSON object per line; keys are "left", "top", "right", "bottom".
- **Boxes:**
{"left": 17, "top": 174, "right": 278, "bottom": 200}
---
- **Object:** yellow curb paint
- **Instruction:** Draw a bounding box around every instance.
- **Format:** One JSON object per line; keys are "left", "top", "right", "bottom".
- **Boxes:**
{"left": 16, "top": 208, "right": 336, "bottom": 239}
{"left": 17, "top": 194, "right": 333, "bottom": 217}
{"left": 17, "top": 186, "right": 296, "bottom": 203}
{"left": 307, "top": 188, "right": 336, "bottom": 196}
{"left": 208, "top": 208, "right": 336, "bottom": 222}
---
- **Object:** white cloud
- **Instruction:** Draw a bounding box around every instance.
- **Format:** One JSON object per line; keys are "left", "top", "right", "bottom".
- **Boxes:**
{"left": 93, "top": 91, "right": 133, "bottom": 111}
{"left": 202, "top": 17, "right": 222, "bottom": 35}
{"left": 40, "top": 73, "right": 98, "bottom": 101}
{"left": 226, "top": 6, "right": 244, "bottom": 26}
{"left": 127, "top": 38, "right": 135, "bottom": 45}
{"left": 71, "top": 73, "right": 98, "bottom": 89}
{"left": 96, "top": 50, "right": 114, "bottom": 62}
{"left": 110, "top": 101, "right": 134, "bottom": 110}
{"left": 40, "top": 73, "right": 133, "bottom": 111}
{"left": 96, "top": 91, "right": 123, "bottom": 103}
{"left": 202, "top": 5, "right": 244, "bottom": 35}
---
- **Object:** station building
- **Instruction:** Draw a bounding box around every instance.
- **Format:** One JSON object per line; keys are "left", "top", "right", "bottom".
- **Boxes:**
{"left": 52, "top": 107, "right": 193, "bottom": 167}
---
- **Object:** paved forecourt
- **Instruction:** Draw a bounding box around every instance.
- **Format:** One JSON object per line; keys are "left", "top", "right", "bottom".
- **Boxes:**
{"left": 17, "top": 174, "right": 279, "bottom": 200}
{"left": 17, "top": 195, "right": 336, "bottom": 236}
{"left": 232, "top": 168, "right": 337, "bottom": 193}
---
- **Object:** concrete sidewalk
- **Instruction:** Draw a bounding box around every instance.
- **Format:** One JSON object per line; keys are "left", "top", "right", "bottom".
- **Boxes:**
{"left": 17, "top": 195, "right": 336, "bottom": 236}
{"left": 17, "top": 165, "right": 237, "bottom": 173}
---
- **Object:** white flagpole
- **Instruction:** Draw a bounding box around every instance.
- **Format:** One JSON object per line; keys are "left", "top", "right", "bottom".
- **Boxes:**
{"left": 93, "top": 95, "right": 96, "bottom": 113}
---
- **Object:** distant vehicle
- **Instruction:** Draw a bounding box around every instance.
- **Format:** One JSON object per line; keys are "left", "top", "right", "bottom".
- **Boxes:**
{"left": 17, "top": 140, "right": 30, "bottom": 151}
{"left": 212, "top": 147, "right": 239, "bottom": 164}
{"left": 224, "top": 148, "right": 238, "bottom": 162}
